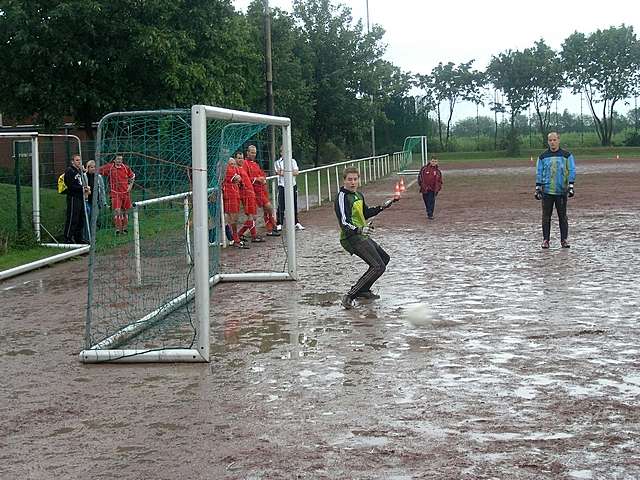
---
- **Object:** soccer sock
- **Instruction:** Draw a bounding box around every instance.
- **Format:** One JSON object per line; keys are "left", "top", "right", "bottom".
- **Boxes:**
{"left": 263, "top": 212, "right": 272, "bottom": 231}
{"left": 238, "top": 220, "right": 252, "bottom": 238}
{"left": 114, "top": 215, "right": 121, "bottom": 232}
{"left": 123, "top": 214, "right": 129, "bottom": 230}
{"left": 231, "top": 225, "right": 240, "bottom": 243}
{"left": 249, "top": 220, "right": 257, "bottom": 238}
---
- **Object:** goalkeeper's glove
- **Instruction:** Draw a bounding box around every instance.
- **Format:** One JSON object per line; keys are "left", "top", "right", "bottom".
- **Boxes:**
{"left": 382, "top": 199, "right": 394, "bottom": 210}
{"left": 232, "top": 173, "right": 241, "bottom": 183}
{"left": 568, "top": 183, "right": 575, "bottom": 197}
{"left": 359, "top": 222, "right": 374, "bottom": 235}
{"left": 534, "top": 186, "right": 543, "bottom": 200}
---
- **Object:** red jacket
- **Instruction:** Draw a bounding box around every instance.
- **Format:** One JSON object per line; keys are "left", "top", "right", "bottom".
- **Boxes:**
{"left": 418, "top": 164, "right": 443, "bottom": 193}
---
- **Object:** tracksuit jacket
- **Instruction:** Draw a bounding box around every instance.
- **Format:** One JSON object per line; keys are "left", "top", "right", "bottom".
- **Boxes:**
{"left": 335, "top": 187, "right": 383, "bottom": 253}
{"left": 536, "top": 148, "right": 576, "bottom": 195}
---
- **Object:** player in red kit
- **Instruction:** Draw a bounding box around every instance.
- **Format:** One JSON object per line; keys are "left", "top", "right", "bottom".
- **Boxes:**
{"left": 99, "top": 154, "right": 135, "bottom": 234}
{"left": 223, "top": 156, "right": 248, "bottom": 248}
{"left": 234, "top": 152, "right": 264, "bottom": 243}
{"left": 244, "top": 145, "right": 279, "bottom": 237}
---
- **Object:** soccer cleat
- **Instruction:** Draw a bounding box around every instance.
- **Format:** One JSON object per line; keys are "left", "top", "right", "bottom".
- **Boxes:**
{"left": 341, "top": 294, "right": 354, "bottom": 309}
{"left": 251, "top": 236, "right": 265, "bottom": 243}
{"left": 295, "top": 223, "right": 305, "bottom": 230}
{"left": 233, "top": 240, "right": 249, "bottom": 249}
{"left": 276, "top": 224, "right": 282, "bottom": 232}
{"left": 427, "top": 216, "right": 433, "bottom": 220}
{"left": 266, "top": 230, "right": 281, "bottom": 237}
{"left": 541, "top": 239, "right": 550, "bottom": 249}
{"left": 356, "top": 291, "right": 380, "bottom": 300}
{"left": 561, "top": 240, "right": 570, "bottom": 248}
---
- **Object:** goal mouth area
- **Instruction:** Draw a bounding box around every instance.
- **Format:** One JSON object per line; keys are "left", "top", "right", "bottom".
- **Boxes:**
{"left": 82, "top": 106, "right": 298, "bottom": 363}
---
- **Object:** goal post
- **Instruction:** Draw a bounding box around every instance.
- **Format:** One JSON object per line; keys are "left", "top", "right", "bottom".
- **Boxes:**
{"left": 79, "top": 106, "right": 297, "bottom": 363}
{"left": 0, "top": 132, "right": 84, "bottom": 246}
{"left": 400, "top": 135, "right": 428, "bottom": 172}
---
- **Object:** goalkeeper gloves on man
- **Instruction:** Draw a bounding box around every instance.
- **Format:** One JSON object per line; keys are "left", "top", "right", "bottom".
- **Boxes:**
{"left": 382, "top": 198, "right": 395, "bottom": 210}
{"left": 534, "top": 186, "right": 543, "bottom": 200}
{"left": 568, "top": 183, "right": 575, "bottom": 197}
{"left": 359, "top": 222, "right": 374, "bottom": 235}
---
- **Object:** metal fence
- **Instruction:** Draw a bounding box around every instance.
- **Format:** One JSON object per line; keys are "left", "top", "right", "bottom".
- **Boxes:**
{"left": 267, "top": 151, "right": 405, "bottom": 211}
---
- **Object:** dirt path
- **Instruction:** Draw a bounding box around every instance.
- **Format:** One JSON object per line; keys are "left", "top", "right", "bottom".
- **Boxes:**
{"left": 1, "top": 158, "right": 639, "bottom": 479}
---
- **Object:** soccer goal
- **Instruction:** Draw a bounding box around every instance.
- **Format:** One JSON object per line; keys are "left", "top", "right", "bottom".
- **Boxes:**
{"left": 0, "top": 132, "right": 85, "bottom": 245}
{"left": 399, "top": 135, "right": 428, "bottom": 173}
{"left": 79, "top": 106, "right": 297, "bottom": 363}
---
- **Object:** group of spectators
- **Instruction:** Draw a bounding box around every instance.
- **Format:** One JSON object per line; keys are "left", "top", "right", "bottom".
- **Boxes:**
{"left": 62, "top": 153, "right": 131, "bottom": 244}
{"left": 221, "top": 144, "right": 304, "bottom": 249}
{"left": 63, "top": 145, "right": 304, "bottom": 247}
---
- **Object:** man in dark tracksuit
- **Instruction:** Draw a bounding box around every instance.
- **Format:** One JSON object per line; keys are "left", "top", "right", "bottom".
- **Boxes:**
{"left": 335, "top": 167, "right": 395, "bottom": 309}
{"left": 63, "top": 154, "right": 90, "bottom": 244}
{"left": 535, "top": 131, "right": 576, "bottom": 249}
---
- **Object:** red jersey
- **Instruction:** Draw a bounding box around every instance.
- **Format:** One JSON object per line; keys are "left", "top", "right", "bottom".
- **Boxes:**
{"left": 223, "top": 164, "right": 241, "bottom": 197}
{"left": 99, "top": 162, "right": 135, "bottom": 196}
{"left": 236, "top": 162, "right": 255, "bottom": 199}
{"left": 244, "top": 159, "right": 267, "bottom": 193}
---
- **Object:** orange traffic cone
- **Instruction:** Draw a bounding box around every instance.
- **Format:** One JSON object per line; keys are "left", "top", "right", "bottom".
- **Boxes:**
{"left": 394, "top": 182, "right": 401, "bottom": 201}
{"left": 399, "top": 177, "right": 406, "bottom": 193}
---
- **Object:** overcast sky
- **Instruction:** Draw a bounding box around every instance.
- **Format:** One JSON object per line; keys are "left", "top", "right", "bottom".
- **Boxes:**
{"left": 234, "top": 0, "right": 640, "bottom": 122}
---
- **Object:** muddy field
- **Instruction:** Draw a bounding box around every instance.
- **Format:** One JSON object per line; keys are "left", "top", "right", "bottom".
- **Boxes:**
{"left": 1, "top": 157, "right": 639, "bottom": 479}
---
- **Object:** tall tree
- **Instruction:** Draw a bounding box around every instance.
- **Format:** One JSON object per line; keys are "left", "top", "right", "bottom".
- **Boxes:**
{"left": 292, "top": 0, "right": 385, "bottom": 165}
{"left": 427, "top": 61, "right": 483, "bottom": 151}
{"left": 525, "top": 40, "right": 565, "bottom": 146}
{"left": 487, "top": 50, "right": 534, "bottom": 154}
{"left": 0, "top": 0, "right": 256, "bottom": 137}
{"left": 562, "top": 25, "right": 640, "bottom": 146}
{"left": 246, "top": 3, "right": 314, "bottom": 159}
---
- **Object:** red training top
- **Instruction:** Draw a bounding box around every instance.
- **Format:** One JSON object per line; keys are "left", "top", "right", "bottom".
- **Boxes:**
{"left": 418, "top": 164, "right": 443, "bottom": 193}
{"left": 244, "top": 158, "right": 267, "bottom": 194}
{"left": 99, "top": 162, "right": 135, "bottom": 196}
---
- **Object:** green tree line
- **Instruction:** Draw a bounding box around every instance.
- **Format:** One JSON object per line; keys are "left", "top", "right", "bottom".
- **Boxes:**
{"left": 1, "top": 0, "right": 639, "bottom": 164}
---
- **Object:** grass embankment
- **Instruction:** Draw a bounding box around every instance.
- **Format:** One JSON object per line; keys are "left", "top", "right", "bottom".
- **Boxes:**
{"left": 0, "top": 246, "right": 68, "bottom": 271}
{"left": 435, "top": 146, "right": 640, "bottom": 163}
{"left": 1, "top": 183, "right": 69, "bottom": 272}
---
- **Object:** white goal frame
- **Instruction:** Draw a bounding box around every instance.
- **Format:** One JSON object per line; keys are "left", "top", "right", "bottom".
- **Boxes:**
{"left": 79, "top": 105, "right": 297, "bottom": 363}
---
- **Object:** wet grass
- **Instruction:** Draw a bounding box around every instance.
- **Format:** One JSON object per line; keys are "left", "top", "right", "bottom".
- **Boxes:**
{"left": 0, "top": 245, "right": 67, "bottom": 271}
{"left": 0, "top": 183, "right": 66, "bottom": 238}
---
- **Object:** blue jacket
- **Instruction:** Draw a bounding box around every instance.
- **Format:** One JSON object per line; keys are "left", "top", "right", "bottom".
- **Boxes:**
{"left": 536, "top": 148, "right": 576, "bottom": 195}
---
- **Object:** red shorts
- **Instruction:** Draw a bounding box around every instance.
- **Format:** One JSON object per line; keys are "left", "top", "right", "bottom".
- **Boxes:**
{"left": 254, "top": 187, "right": 270, "bottom": 207}
{"left": 224, "top": 193, "right": 240, "bottom": 214}
{"left": 111, "top": 192, "right": 132, "bottom": 210}
{"left": 241, "top": 194, "right": 257, "bottom": 216}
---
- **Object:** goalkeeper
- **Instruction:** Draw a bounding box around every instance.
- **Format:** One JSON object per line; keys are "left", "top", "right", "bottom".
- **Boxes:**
{"left": 334, "top": 167, "right": 396, "bottom": 309}
{"left": 534, "top": 131, "right": 576, "bottom": 249}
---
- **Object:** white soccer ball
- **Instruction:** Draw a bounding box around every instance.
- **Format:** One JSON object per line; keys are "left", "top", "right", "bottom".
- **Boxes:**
{"left": 403, "top": 303, "right": 435, "bottom": 327}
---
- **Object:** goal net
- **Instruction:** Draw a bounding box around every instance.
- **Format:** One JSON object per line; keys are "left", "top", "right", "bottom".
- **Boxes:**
{"left": 399, "top": 135, "right": 428, "bottom": 172}
{"left": 0, "top": 132, "right": 83, "bottom": 246}
{"left": 80, "top": 106, "right": 297, "bottom": 363}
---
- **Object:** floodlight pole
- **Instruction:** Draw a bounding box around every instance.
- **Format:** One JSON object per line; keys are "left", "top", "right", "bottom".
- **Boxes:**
{"left": 366, "top": 0, "right": 376, "bottom": 157}
{"left": 264, "top": 0, "right": 276, "bottom": 171}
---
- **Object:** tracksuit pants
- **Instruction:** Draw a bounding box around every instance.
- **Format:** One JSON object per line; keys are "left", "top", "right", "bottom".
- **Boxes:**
{"left": 541, "top": 194, "right": 568, "bottom": 241}
{"left": 346, "top": 237, "right": 390, "bottom": 299}
{"left": 422, "top": 191, "right": 437, "bottom": 218}
{"left": 64, "top": 195, "right": 86, "bottom": 243}
{"left": 277, "top": 185, "right": 299, "bottom": 226}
